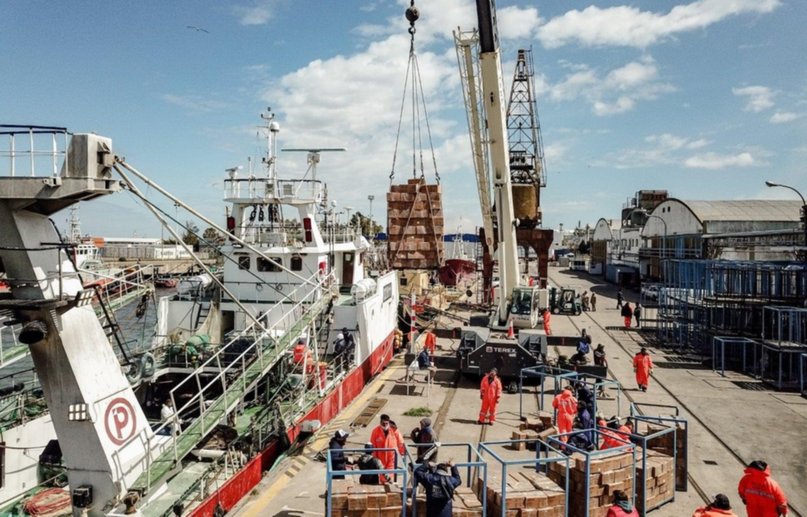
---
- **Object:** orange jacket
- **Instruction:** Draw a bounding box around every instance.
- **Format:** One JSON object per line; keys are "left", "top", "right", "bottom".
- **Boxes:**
{"left": 692, "top": 507, "right": 739, "bottom": 517}
{"left": 738, "top": 466, "right": 788, "bottom": 517}
{"left": 633, "top": 353, "right": 653, "bottom": 385}
{"left": 480, "top": 375, "right": 502, "bottom": 402}
{"left": 423, "top": 331, "right": 437, "bottom": 354}
{"left": 552, "top": 389, "right": 578, "bottom": 419}
{"left": 370, "top": 425, "right": 405, "bottom": 470}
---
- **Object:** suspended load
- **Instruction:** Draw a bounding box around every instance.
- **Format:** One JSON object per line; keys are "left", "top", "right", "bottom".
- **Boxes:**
{"left": 386, "top": 3, "right": 444, "bottom": 271}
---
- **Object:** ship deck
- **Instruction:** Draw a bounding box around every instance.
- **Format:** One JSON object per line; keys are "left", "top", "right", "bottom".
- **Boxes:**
{"left": 229, "top": 266, "right": 807, "bottom": 517}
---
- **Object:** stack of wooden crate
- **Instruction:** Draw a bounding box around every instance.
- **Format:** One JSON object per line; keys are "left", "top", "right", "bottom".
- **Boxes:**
{"left": 635, "top": 448, "right": 675, "bottom": 512}
{"left": 510, "top": 411, "right": 556, "bottom": 450}
{"left": 474, "top": 469, "right": 566, "bottom": 516}
{"left": 547, "top": 450, "right": 634, "bottom": 517}
{"left": 409, "top": 486, "right": 483, "bottom": 516}
{"left": 387, "top": 179, "right": 444, "bottom": 270}
{"left": 326, "top": 478, "right": 405, "bottom": 516}
{"left": 647, "top": 423, "right": 686, "bottom": 490}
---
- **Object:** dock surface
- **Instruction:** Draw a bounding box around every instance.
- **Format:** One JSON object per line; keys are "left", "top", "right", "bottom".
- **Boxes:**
{"left": 231, "top": 267, "right": 806, "bottom": 516}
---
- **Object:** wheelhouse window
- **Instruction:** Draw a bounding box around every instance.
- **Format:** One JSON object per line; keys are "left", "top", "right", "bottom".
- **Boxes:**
{"left": 291, "top": 256, "right": 303, "bottom": 271}
{"left": 237, "top": 255, "right": 250, "bottom": 271}
{"left": 257, "top": 257, "right": 282, "bottom": 272}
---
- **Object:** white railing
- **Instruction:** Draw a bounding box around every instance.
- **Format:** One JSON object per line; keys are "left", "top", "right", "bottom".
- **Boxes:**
{"left": 0, "top": 125, "right": 69, "bottom": 177}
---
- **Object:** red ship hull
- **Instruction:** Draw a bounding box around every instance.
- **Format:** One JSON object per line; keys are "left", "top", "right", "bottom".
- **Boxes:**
{"left": 438, "top": 258, "right": 476, "bottom": 286}
{"left": 190, "top": 331, "right": 396, "bottom": 516}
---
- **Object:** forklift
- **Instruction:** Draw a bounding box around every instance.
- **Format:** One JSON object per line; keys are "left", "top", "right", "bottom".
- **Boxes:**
{"left": 548, "top": 287, "right": 582, "bottom": 315}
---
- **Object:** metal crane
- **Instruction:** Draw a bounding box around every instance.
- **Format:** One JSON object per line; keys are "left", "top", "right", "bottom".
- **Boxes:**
{"left": 454, "top": 0, "right": 549, "bottom": 378}
{"left": 455, "top": 0, "right": 520, "bottom": 325}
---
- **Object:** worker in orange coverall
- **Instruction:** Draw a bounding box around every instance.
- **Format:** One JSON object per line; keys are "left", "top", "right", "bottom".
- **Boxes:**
{"left": 370, "top": 414, "right": 406, "bottom": 476}
{"left": 632, "top": 348, "right": 654, "bottom": 392}
{"left": 542, "top": 309, "right": 552, "bottom": 336}
{"left": 552, "top": 386, "right": 577, "bottom": 443}
{"left": 423, "top": 329, "right": 437, "bottom": 355}
{"left": 478, "top": 368, "right": 502, "bottom": 425}
{"left": 692, "top": 493, "right": 738, "bottom": 517}
{"left": 738, "top": 460, "right": 788, "bottom": 517}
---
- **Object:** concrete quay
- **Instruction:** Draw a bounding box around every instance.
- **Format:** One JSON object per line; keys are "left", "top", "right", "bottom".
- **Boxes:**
{"left": 231, "top": 266, "right": 805, "bottom": 516}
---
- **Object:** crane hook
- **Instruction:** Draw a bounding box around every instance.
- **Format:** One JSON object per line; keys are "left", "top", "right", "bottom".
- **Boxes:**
{"left": 406, "top": 2, "right": 419, "bottom": 36}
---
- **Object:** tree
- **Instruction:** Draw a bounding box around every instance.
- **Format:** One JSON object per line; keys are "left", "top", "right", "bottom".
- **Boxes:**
{"left": 202, "top": 227, "right": 223, "bottom": 245}
{"left": 352, "top": 211, "right": 383, "bottom": 238}
{"left": 182, "top": 221, "right": 200, "bottom": 247}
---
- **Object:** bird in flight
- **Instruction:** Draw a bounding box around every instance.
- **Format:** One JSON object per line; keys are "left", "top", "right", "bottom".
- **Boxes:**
{"left": 186, "top": 25, "right": 209, "bottom": 33}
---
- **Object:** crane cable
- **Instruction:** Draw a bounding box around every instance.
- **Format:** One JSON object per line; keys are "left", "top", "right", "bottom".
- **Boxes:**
{"left": 389, "top": 1, "right": 440, "bottom": 185}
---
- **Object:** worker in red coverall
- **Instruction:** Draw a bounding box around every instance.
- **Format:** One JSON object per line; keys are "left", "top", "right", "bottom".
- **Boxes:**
{"left": 423, "top": 329, "right": 437, "bottom": 355}
{"left": 621, "top": 302, "right": 633, "bottom": 329}
{"left": 599, "top": 418, "right": 629, "bottom": 450}
{"left": 542, "top": 309, "right": 552, "bottom": 336}
{"left": 738, "top": 460, "right": 788, "bottom": 517}
{"left": 370, "top": 414, "right": 406, "bottom": 478}
{"left": 692, "top": 494, "right": 739, "bottom": 517}
{"left": 478, "top": 368, "right": 502, "bottom": 425}
{"left": 552, "top": 386, "right": 577, "bottom": 443}
{"left": 632, "top": 347, "right": 654, "bottom": 392}
{"left": 606, "top": 490, "right": 639, "bottom": 517}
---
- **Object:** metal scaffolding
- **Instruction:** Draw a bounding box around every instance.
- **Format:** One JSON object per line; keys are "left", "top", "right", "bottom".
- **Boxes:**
{"left": 656, "top": 260, "right": 807, "bottom": 389}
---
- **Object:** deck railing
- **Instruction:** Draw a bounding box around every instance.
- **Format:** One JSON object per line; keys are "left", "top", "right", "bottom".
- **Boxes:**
{"left": 0, "top": 125, "right": 69, "bottom": 177}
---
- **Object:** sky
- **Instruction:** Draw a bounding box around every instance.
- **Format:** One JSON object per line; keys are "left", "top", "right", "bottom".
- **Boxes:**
{"left": 2, "top": 0, "right": 806, "bottom": 239}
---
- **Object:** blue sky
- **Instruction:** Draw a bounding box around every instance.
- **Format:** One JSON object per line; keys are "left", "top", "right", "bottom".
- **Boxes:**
{"left": 2, "top": 0, "right": 806, "bottom": 238}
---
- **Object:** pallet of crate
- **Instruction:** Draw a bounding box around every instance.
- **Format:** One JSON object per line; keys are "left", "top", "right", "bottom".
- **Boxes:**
{"left": 387, "top": 178, "right": 444, "bottom": 270}
{"left": 636, "top": 448, "right": 675, "bottom": 512}
{"left": 647, "top": 423, "right": 687, "bottom": 490}
{"left": 474, "top": 469, "right": 566, "bottom": 517}
{"left": 547, "top": 450, "right": 634, "bottom": 517}
{"left": 409, "top": 485, "right": 483, "bottom": 517}
{"left": 326, "top": 477, "right": 405, "bottom": 517}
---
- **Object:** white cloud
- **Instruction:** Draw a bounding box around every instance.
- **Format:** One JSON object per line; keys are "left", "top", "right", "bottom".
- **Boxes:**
{"left": 233, "top": 1, "right": 277, "bottom": 25}
{"left": 732, "top": 85, "right": 775, "bottom": 112}
{"left": 684, "top": 152, "right": 756, "bottom": 169}
{"left": 537, "top": 0, "right": 781, "bottom": 49}
{"left": 609, "top": 133, "right": 712, "bottom": 168}
{"left": 547, "top": 57, "right": 674, "bottom": 116}
{"left": 770, "top": 111, "right": 803, "bottom": 124}
{"left": 497, "top": 5, "right": 542, "bottom": 40}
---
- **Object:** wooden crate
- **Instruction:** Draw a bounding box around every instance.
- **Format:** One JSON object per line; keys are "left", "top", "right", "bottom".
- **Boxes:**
{"left": 476, "top": 470, "right": 565, "bottom": 517}
{"left": 387, "top": 179, "right": 444, "bottom": 270}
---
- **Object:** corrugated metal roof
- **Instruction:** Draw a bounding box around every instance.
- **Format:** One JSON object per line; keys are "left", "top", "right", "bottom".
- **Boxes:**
{"left": 683, "top": 200, "right": 803, "bottom": 222}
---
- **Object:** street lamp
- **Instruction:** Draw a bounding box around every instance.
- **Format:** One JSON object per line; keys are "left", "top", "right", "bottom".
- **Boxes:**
{"left": 645, "top": 214, "right": 667, "bottom": 281}
{"left": 367, "top": 195, "right": 375, "bottom": 220}
{"left": 765, "top": 180, "right": 807, "bottom": 249}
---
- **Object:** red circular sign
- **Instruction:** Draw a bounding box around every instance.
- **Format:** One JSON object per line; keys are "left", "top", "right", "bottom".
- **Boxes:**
{"left": 104, "top": 397, "right": 137, "bottom": 445}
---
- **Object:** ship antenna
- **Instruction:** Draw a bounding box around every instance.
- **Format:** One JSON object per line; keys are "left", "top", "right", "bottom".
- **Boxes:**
{"left": 261, "top": 108, "right": 280, "bottom": 180}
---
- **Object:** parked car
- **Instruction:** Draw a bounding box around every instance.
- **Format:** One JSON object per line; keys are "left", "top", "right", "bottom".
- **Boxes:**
{"left": 641, "top": 284, "right": 659, "bottom": 301}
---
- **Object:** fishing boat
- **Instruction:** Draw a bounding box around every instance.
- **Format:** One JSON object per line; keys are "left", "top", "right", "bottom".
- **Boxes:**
{"left": 438, "top": 230, "right": 477, "bottom": 287}
{"left": 0, "top": 119, "right": 398, "bottom": 516}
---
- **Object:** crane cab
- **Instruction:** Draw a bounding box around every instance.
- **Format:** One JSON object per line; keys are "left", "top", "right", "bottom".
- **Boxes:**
{"left": 509, "top": 286, "right": 548, "bottom": 329}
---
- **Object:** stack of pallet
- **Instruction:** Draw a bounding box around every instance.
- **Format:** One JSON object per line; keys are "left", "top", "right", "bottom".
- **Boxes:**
{"left": 474, "top": 469, "right": 566, "bottom": 516}
{"left": 326, "top": 477, "right": 405, "bottom": 516}
{"left": 547, "top": 451, "right": 634, "bottom": 517}
{"left": 635, "top": 447, "right": 675, "bottom": 512}
{"left": 510, "top": 412, "right": 557, "bottom": 450}
{"left": 410, "top": 486, "right": 483, "bottom": 516}
{"left": 647, "top": 423, "right": 686, "bottom": 490}
{"left": 387, "top": 178, "right": 444, "bottom": 270}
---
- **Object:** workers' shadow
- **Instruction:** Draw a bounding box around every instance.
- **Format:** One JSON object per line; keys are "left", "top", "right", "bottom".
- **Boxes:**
{"left": 450, "top": 418, "right": 480, "bottom": 425}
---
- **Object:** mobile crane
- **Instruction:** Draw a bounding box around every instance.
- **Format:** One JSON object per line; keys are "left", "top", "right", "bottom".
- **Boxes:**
{"left": 454, "top": 0, "right": 548, "bottom": 378}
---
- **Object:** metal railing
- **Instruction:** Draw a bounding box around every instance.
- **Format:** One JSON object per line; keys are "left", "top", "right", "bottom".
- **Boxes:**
{"left": 134, "top": 270, "right": 334, "bottom": 492}
{"left": 0, "top": 125, "right": 69, "bottom": 177}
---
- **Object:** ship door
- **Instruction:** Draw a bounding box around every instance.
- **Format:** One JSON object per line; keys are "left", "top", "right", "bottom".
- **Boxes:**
{"left": 342, "top": 253, "right": 354, "bottom": 286}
